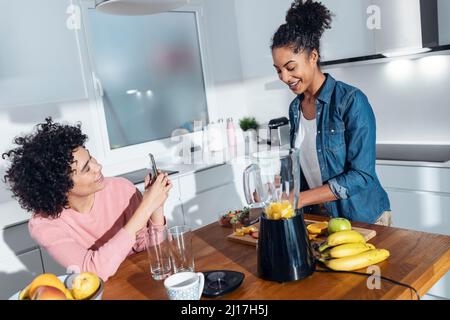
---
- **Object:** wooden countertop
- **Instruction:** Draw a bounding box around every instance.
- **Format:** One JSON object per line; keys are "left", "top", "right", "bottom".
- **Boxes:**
{"left": 103, "top": 215, "right": 450, "bottom": 300}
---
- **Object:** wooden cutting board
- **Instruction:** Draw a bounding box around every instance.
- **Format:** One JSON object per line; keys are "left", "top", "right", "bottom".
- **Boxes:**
{"left": 226, "top": 219, "right": 377, "bottom": 246}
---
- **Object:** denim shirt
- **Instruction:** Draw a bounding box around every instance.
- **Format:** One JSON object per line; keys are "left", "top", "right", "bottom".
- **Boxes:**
{"left": 289, "top": 74, "right": 390, "bottom": 223}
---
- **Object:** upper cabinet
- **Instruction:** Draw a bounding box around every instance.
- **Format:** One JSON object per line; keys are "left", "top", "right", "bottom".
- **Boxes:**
{"left": 320, "top": 0, "right": 375, "bottom": 62}
{"left": 438, "top": 0, "right": 450, "bottom": 45}
{"left": 0, "top": 0, "right": 87, "bottom": 107}
{"left": 320, "top": 0, "right": 450, "bottom": 64}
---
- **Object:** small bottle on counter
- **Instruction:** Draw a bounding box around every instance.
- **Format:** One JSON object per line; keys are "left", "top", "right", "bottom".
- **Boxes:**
{"left": 227, "top": 117, "right": 237, "bottom": 147}
{"left": 217, "top": 118, "right": 227, "bottom": 150}
{"left": 227, "top": 118, "right": 237, "bottom": 160}
{"left": 207, "top": 121, "right": 224, "bottom": 152}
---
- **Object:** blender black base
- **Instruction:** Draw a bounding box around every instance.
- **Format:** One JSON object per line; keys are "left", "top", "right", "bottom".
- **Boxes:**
{"left": 258, "top": 264, "right": 316, "bottom": 283}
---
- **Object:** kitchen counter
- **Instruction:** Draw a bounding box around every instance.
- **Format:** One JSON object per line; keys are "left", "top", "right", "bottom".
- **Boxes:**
{"left": 103, "top": 214, "right": 450, "bottom": 300}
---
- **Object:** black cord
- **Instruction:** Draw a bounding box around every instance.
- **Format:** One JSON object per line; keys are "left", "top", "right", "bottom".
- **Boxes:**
{"left": 316, "top": 268, "right": 421, "bottom": 300}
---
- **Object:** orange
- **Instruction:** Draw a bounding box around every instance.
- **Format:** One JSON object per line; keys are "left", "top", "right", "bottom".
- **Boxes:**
{"left": 307, "top": 222, "right": 329, "bottom": 235}
{"left": 309, "top": 234, "right": 318, "bottom": 241}
{"left": 31, "top": 286, "right": 67, "bottom": 300}
{"left": 28, "top": 273, "right": 66, "bottom": 299}
{"left": 266, "top": 201, "right": 295, "bottom": 220}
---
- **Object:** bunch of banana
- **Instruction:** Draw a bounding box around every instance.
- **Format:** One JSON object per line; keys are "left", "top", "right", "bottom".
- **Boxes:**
{"left": 319, "top": 230, "right": 366, "bottom": 252}
{"left": 322, "top": 243, "right": 376, "bottom": 259}
{"left": 318, "top": 230, "right": 390, "bottom": 271}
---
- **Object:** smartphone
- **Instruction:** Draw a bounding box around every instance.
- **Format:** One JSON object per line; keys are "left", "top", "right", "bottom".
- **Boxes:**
{"left": 148, "top": 153, "right": 158, "bottom": 185}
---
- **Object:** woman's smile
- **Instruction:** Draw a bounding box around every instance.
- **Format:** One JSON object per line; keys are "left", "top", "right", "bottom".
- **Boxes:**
{"left": 289, "top": 79, "right": 301, "bottom": 90}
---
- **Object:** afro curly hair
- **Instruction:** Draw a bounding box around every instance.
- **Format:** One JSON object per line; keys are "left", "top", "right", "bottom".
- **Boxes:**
{"left": 271, "top": 0, "right": 333, "bottom": 61}
{"left": 2, "top": 117, "right": 88, "bottom": 218}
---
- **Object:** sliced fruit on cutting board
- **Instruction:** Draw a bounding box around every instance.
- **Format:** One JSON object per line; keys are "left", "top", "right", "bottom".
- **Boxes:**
{"left": 307, "top": 222, "right": 328, "bottom": 235}
{"left": 227, "top": 219, "right": 376, "bottom": 246}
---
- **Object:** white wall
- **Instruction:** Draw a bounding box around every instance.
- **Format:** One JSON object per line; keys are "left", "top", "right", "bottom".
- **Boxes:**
{"left": 198, "top": 0, "right": 248, "bottom": 122}
{"left": 233, "top": 0, "right": 296, "bottom": 126}
{"left": 323, "top": 55, "right": 450, "bottom": 144}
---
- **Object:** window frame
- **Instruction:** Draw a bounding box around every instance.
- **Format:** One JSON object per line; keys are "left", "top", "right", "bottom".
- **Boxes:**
{"left": 77, "top": 0, "right": 217, "bottom": 171}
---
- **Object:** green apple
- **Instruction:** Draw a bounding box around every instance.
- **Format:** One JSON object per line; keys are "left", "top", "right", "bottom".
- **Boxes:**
{"left": 328, "top": 217, "right": 352, "bottom": 234}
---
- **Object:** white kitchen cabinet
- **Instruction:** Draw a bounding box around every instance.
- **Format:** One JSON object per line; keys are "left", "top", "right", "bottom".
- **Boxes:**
{"left": 382, "top": 189, "right": 450, "bottom": 300}
{"left": 377, "top": 165, "right": 450, "bottom": 194}
{"left": 1, "top": 222, "right": 38, "bottom": 257}
{"left": 182, "top": 182, "right": 245, "bottom": 230}
{"left": 0, "top": 0, "right": 86, "bottom": 107}
{"left": 386, "top": 189, "right": 450, "bottom": 235}
{"left": 178, "top": 163, "right": 236, "bottom": 199}
{"left": 178, "top": 163, "right": 246, "bottom": 230}
{"left": 320, "top": 0, "right": 375, "bottom": 62}
{"left": 40, "top": 248, "right": 66, "bottom": 276}
{"left": 0, "top": 248, "right": 43, "bottom": 300}
{"left": 0, "top": 222, "right": 44, "bottom": 299}
{"left": 377, "top": 164, "right": 450, "bottom": 299}
{"left": 385, "top": 189, "right": 450, "bottom": 300}
{"left": 438, "top": 0, "right": 450, "bottom": 46}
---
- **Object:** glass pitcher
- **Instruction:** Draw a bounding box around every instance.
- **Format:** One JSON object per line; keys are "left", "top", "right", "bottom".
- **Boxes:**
{"left": 243, "top": 148, "right": 300, "bottom": 213}
{"left": 243, "top": 148, "right": 316, "bottom": 282}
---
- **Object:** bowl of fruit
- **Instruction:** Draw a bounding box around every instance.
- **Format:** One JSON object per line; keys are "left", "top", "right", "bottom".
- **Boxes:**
{"left": 10, "top": 272, "right": 103, "bottom": 300}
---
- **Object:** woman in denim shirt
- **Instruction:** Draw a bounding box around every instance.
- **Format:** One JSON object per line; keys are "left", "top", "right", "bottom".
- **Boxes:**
{"left": 271, "top": 0, "right": 391, "bottom": 225}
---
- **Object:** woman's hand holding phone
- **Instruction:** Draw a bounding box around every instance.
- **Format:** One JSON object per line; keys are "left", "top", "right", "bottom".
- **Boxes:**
{"left": 124, "top": 171, "right": 172, "bottom": 238}
{"left": 143, "top": 170, "right": 172, "bottom": 213}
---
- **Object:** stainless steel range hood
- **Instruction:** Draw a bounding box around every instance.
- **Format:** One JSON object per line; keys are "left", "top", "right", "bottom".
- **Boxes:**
{"left": 95, "top": 0, "right": 189, "bottom": 15}
{"left": 373, "top": 0, "right": 439, "bottom": 57}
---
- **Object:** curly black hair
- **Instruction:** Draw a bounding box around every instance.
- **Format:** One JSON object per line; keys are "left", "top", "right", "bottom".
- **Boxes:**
{"left": 271, "top": 0, "right": 333, "bottom": 61}
{"left": 2, "top": 117, "right": 88, "bottom": 218}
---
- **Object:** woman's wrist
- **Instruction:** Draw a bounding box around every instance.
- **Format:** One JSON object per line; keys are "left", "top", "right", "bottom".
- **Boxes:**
{"left": 139, "top": 199, "right": 158, "bottom": 217}
{"left": 298, "top": 185, "right": 337, "bottom": 209}
{"left": 123, "top": 219, "right": 139, "bottom": 240}
{"left": 125, "top": 206, "right": 150, "bottom": 238}
{"left": 297, "top": 193, "right": 305, "bottom": 209}
{"left": 150, "top": 207, "right": 165, "bottom": 225}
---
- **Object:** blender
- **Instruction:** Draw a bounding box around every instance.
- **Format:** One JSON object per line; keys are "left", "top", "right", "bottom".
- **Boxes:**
{"left": 243, "top": 148, "right": 316, "bottom": 282}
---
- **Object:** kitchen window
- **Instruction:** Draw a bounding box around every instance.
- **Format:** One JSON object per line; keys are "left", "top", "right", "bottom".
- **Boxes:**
{"left": 83, "top": 8, "right": 209, "bottom": 150}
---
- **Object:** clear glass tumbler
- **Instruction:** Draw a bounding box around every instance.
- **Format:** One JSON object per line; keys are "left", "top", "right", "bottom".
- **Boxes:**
{"left": 145, "top": 224, "right": 172, "bottom": 280}
{"left": 167, "top": 225, "right": 195, "bottom": 273}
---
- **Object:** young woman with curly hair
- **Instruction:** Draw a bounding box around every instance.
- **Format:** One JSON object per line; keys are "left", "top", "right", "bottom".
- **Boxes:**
{"left": 2, "top": 118, "right": 172, "bottom": 281}
{"left": 272, "top": 0, "right": 391, "bottom": 225}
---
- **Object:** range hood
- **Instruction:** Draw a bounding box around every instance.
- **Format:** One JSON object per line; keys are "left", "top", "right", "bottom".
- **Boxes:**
{"left": 373, "top": 0, "right": 439, "bottom": 57}
{"left": 95, "top": 0, "right": 189, "bottom": 15}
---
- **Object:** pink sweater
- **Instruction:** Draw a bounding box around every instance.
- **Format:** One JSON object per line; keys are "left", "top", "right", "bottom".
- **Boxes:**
{"left": 28, "top": 177, "right": 164, "bottom": 281}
